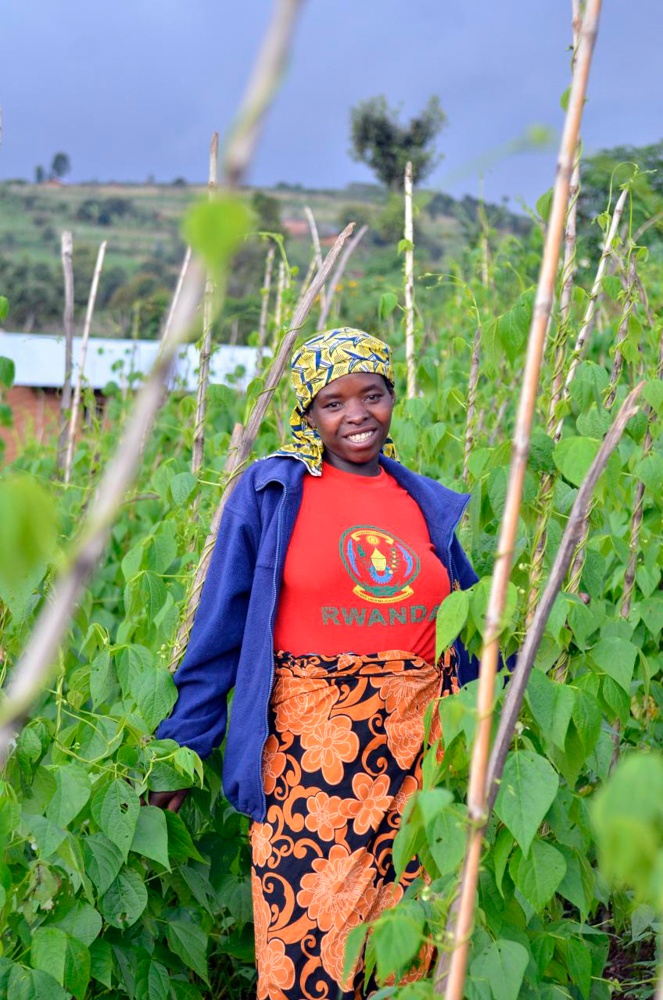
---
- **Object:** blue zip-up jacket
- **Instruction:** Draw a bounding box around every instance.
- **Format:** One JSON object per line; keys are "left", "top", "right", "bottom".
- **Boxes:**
{"left": 157, "top": 455, "right": 479, "bottom": 820}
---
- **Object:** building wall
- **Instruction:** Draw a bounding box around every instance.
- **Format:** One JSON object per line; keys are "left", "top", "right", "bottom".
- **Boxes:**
{"left": 1, "top": 386, "right": 61, "bottom": 464}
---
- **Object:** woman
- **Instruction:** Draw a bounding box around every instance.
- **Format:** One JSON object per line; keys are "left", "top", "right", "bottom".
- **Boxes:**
{"left": 155, "top": 328, "right": 478, "bottom": 999}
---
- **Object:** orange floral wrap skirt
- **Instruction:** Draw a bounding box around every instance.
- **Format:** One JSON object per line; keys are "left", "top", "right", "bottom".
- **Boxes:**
{"left": 250, "top": 647, "right": 458, "bottom": 1000}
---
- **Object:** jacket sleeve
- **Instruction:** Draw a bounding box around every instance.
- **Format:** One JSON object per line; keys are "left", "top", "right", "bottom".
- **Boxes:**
{"left": 448, "top": 533, "right": 481, "bottom": 687}
{"left": 156, "top": 488, "right": 259, "bottom": 758}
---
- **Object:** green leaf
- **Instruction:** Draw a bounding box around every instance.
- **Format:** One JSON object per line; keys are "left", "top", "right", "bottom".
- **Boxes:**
{"left": 99, "top": 866, "right": 148, "bottom": 928}
{"left": 83, "top": 832, "right": 125, "bottom": 895}
{"left": 496, "top": 290, "right": 534, "bottom": 365}
{"left": 31, "top": 927, "right": 91, "bottom": 1000}
{"left": 135, "top": 958, "right": 170, "bottom": 1000}
{"left": 435, "top": 589, "right": 470, "bottom": 660}
{"left": 0, "top": 355, "right": 15, "bottom": 388}
{"left": 0, "top": 298, "right": 9, "bottom": 321}
{"left": 568, "top": 361, "right": 609, "bottom": 412}
{"left": 90, "top": 779, "right": 140, "bottom": 859}
{"left": 494, "top": 751, "right": 559, "bottom": 855}
{"left": 591, "top": 752, "right": 663, "bottom": 908}
{"left": 378, "top": 291, "right": 399, "bottom": 320}
{"left": 590, "top": 637, "right": 638, "bottom": 692}
{"left": 46, "top": 763, "right": 91, "bottom": 828}
{"left": 132, "top": 668, "right": 177, "bottom": 730}
{"left": 343, "top": 923, "right": 368, "bottom": 987}
{"left": 553, "top": 437, "right": 601, "bottom": 487}
{"left": 571, "top": 688, "right": 602, "bottom": 756}
{"left": 89, "top": 650, "right": 117, "bottom": 708}
{"left": 372, "top": 906, "right": 424, "bottom": 981}
{"left": 183, "top": 195, "right": 252, "bottom": 271}
{"left": 426, "top": 804, "right": 466, "bottom": 877}
{"left": 526, "top": 670, "right": 575, "bottom": 750}
{"left": 170, "top": 471, "right": 197, "bottom": 506}
{"left": 510, "top": 839, "right": 567, "bottom": 910}
{"left": 140, "top": 572, "right": 167, "bottom": 620}
{"left": 557, "top": 847, "right": 594, "bottom": 921}
{"left": 635, "top": 453, "right": 663, "bottom": 494}
{"left": 89, "top": 939, "right": 113, "bottom": 988}
{"left": 147, "top": 523, "right": 178, "bottom": 574}
{"left": 639, "top": 595, "right": 663, "bottom": 638}
{"left": 24, "top": 815, "right": 66, "bottom": 857}
{"left": 471, "top": 938, "right": 529, "bottom": 1000}
{"left": 121, "top": 540, "right": 145, "bottom": 581}
{"left": 563, "top": 937, "right": 592, "bottom": 1000}
{"left": 164, "top": 810, "right": 206, "bottom": 863}
{"left": 130, "top": 806, "right": 171, "bottom": 869}
{"left": 166, "top": 920, "right": 209, "bottom": 984}
{"left": 0, "top": 474, "right": 58, "bottom": 593}
{"left": 642, "top": 377, "right": 663, "bottom": 416}
{"left": 7, "top": 965, "right": 68, "bottom": 1000}
{"left": 51, "top": 901, "right": 102, "bottom": 946}
{"left": 493, "top": 827, "right": 515, "bottom": 897}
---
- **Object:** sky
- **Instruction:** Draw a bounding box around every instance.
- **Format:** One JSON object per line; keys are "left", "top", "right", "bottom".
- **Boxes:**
{"left": 1, "top": 1, "right": 661, "bottom": 210}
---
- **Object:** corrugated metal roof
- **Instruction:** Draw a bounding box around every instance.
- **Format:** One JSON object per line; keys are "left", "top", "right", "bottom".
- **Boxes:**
{"left": 0, "top": 333, "right": 260, "bottom": 392}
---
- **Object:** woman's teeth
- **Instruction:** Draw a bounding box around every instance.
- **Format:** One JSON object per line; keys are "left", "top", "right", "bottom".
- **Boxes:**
{"left": 347, "top": 430, "right": 373, "bottom": 442}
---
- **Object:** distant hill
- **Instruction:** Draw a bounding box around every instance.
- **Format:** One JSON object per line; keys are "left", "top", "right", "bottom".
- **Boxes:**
{"left": 0, "top": 180, "right": 530, "bottom": 340}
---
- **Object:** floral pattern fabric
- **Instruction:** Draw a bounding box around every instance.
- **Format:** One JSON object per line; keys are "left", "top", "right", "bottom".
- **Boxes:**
{"left": 250, "top": 646, "right": 458, "bottom": 1000}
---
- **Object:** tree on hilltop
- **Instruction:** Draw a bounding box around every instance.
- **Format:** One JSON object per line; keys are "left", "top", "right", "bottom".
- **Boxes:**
{"left": 50, "top": 152, "right": 71, "bottom": 181}
{"left": 350, "top": 95, "right": 446, "bottom": 191}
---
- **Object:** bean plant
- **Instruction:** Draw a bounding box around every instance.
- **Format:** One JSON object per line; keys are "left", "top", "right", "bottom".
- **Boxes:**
{"left": 0, "top": 185, "right": 661, "bottom": 1000}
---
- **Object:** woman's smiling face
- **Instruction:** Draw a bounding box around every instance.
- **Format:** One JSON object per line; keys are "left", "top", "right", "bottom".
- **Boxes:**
{"left": 306, "top": 372, "right": 395, "bottom": 476}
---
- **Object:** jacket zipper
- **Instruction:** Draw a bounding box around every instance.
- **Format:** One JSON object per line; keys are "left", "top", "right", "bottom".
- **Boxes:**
{"left": 257, "top": 483, "right": 288, "bottom": 820}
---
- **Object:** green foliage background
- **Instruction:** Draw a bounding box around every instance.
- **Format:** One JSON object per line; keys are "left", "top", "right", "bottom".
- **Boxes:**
{"left": 0, "top": 168, "right": 662, "bottom": 1000}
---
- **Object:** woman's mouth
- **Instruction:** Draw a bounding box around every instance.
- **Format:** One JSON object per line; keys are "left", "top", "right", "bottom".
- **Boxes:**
{"left": 345, "top": 429, "right": 375, "bottom": 444}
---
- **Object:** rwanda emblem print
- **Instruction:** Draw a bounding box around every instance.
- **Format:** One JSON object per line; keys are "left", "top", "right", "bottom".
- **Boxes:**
{"left": 339, "top": 525, "right": 421, "bottom": 604}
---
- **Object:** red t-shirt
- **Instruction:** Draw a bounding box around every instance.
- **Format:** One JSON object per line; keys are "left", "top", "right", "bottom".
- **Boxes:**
{"left": 273, "top": 463, "right": 450, "bottom": 664}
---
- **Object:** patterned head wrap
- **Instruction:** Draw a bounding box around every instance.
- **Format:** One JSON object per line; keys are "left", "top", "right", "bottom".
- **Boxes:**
{"left": 274, "top": 327, "right": 398, "bottom": 475}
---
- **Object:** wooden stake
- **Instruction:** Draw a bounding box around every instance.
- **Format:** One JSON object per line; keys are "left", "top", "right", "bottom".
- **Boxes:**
{"left": 485, "top": 383, "right": 644, "bottom": 807}
{"left": 317, "top": 223, "right": 368, "bottom": 331}
{"left": 438, "top": 4, "right": 604, "bottom": 996}
{"left": 64, "top": 240, "right": 107, "bottom": 485}
{"left": 257, "top": 243, "right": 276, "bottom": 369}
{"left": 192, "top": 132, "right": 219, "bottom": 479}
{"left": 404, "top": 161, "right": 416, "bottom": 399}
{"left": 463, "top": 324, "right": 483, "bottom": 485}
{"left": 58, "top": 231, "right": 74, "bottom": 473}
{"left": 305, "top": 206, "right": 328, "bottom": 327}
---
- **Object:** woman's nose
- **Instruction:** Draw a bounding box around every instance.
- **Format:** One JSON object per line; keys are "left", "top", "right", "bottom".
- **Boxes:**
{"left": 345, "top": 400, "right": 368, "bottom": 423}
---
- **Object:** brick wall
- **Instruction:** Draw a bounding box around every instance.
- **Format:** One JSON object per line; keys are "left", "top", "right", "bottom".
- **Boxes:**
{"left": 1, "top": 387, "right": 61, "bottom": 464}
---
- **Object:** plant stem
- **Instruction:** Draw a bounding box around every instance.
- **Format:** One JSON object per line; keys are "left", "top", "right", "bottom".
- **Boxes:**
{"left": 404, "top": 160, "right": 416, "bottom": 399}
{"left": 64, "top": 240, "right": 107, "bottom": 485}
{"left": 192, "top": 131, "right": 219, "bottom": 480}
{"left": 463, "top": 324, "right": 482, "bottom": 485}
{"left": 438, "top": 4, "right": 604, "bottom": 995}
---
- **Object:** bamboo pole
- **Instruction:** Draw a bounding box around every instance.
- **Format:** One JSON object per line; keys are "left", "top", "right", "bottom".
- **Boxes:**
{"left": 63, "top": 240, "right": 107, "bottom": 484}
{"left": 463, "top": 325, "right": 483, "bottom": 485}
{"left": 305, "top": 206, "right": 328, "bottom": 327}
{"left": 57, "top": 231, "right": 74, "bottom": 473}
{"left": 404, "top": 161, "right": 416, "bottom": 399}
{"left": 484, "top": 383, "right": 644, "bottom": 807}
{"left": 169, "top": 223, "right": 355, "bottom": 670}
{"left": 0, "top": 0, "right": 306, "bottom": 764}
{"left": 256, "top": 244, "right": 276, "bottom": 369}
{"left": 438, "top": 5, "right": 604, "bottom": 996}
{"left": 192, "top": 132, "right": 220, "bottom": 479}
{"left": 605, "top": 251, "right": 637, "bottom": 408}
{"left": 316, "top": 223, "right": 368, "bottom": 331}
{"left": 526, "top": 182, "right": 627, "bottom": 622}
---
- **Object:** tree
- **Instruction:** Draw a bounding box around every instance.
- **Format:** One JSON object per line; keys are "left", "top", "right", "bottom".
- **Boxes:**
{"left": 34, "top": 165, "right": 45, "bottom": 184}
{"left": 350, "top": 95, "right": 446, "bottom": 190}
{"left": 50, "top": 151, "right": 71, "bottom": 181}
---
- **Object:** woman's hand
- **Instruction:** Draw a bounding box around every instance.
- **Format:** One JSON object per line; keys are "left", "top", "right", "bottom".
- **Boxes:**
{"left": 148, "top": 789, "right": 190, "bottom": 812}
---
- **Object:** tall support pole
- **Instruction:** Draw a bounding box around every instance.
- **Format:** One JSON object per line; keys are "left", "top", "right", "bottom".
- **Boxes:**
{"left": 404, "top": 161, "right": 416, "bottom": 399}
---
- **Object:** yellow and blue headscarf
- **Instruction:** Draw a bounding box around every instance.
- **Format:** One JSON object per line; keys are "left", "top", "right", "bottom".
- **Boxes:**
{"left": 274, "top": 327, "right": 398, "bottom": 475}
